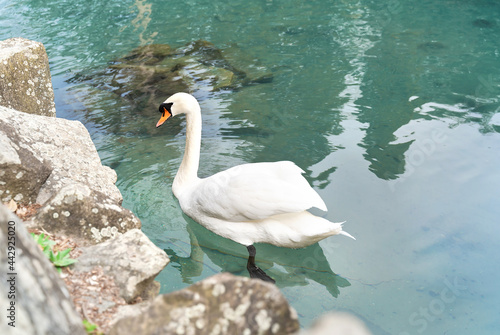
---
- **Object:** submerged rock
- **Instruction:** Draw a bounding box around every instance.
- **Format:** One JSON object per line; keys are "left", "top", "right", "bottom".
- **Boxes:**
{"left": 417, "top": 41, "right": 446, "bottom": 52}
{"left": 0, "top": 37, "right": 56, "bottom": 117}
{"left": 472, "top": 18, "right": 495, "bottom": 28}
{"left": 107, "top": 40, "right": 273, "bottom": 96}
{"left": 81, "top": 40, "right": 273, "bottom": 135}
{"left": 110, "top": 272, "right": 300, "bottom": 335}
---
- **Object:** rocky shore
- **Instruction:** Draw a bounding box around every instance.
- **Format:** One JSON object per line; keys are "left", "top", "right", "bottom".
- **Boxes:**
{"left": 0, "top": 37, "right": 371, "bottom": 335}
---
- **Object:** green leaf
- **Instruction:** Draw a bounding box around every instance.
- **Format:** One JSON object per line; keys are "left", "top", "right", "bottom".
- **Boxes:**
{"left": 54, "top": 258, "right": 77, "bottom": 267}
{"left": 42, "top": 245, "right": 52, "bottom": 258}
{"left": 32, "top": 233, "right": 56, "bottom": 250}
{"left": 52, "top": 247, "right": 77, "bottom": 268}
{"left": 57, "top": 247, "right": 72, "bottom": 259}
{"left": 31, "top": 233, "right": 77, "bottom": 273}
{"left": 48, "top": 249, "right": 57, "bottom": 262}
{"left": 82, "top": 319, "right": 100, "bottom": 335}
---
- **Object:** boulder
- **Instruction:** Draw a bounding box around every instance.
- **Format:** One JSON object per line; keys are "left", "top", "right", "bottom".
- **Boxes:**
{"left": 0, "top": 38, "right": 56, "bottom": 117}
{"left": 0, "top": 123, "right": 51, "bottom": 203}
{"left": 73, "top": 229, "right": 169, "bottom": 303}
{"left": 0, "top": 105, "right": 122, "bottom": 205}
{"left": 0, "top": 204, "right": 85, "bottom": 335}
{"left": 31, "top": 183, "right": 141, "bottom": 245}
{"left": 110, "top": 272, "right": 300, "bottom": 335}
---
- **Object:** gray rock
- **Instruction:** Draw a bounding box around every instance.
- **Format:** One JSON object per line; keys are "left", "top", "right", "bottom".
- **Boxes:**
{"left": 0, "top": 122, "right": 51, "bottom": 203}
{"left": 0, "top": 38, "right": 56, "bottom": 117}
{"left": 0, "top": 105, "right": 122, "bottom": 205}
{"left": 110, "top": 301, "right": 152, "bottom": 329}
{"left": 110, "top": 272, "right": 300, "bottom": 335}
{"left": 31, "top": 183, "right": 141, "bottom": 245}
{"left": 0, "top": 204, "right": 85, "bottom": 335}
{"left": 74, "top": 229, "right": 169, "bottom": 303}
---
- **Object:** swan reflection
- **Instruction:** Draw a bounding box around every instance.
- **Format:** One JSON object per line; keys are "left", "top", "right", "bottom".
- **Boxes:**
{"left": 165, "top": 218, "right": 350, "bottom": 298}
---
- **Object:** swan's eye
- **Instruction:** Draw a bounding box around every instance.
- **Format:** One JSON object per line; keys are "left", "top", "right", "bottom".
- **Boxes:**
{"left": 159, "top": 102, "right": 173, "bottom": 114}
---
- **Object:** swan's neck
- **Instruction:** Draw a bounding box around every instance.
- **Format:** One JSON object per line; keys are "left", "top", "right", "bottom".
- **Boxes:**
{"left": 173, "top": 109, "right": 202, "bottom": 196}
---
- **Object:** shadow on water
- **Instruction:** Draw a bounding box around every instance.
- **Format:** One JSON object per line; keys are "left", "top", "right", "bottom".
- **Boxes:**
{"left": 165, "top": 216, "right": 351, "bottom": 299}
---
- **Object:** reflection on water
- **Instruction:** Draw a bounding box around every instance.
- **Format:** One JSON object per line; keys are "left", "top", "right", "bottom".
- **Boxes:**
{"left": 128, "top": 0, "right": 157, "bottom": 45}
{"left": 165, "top": 218, "right": 351, "bottom": 298}
{"left": 2, "top": 0, "right": 500, "bottom": 333}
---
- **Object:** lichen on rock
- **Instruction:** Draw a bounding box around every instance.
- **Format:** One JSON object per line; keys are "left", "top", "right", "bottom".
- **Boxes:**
{"left": 0, "top": 37, "right": 56, "bottom": 117}
{"left": 0, "top": 105, "right": 123, "bottom": 205}
{"left": 110, "top": 273, "right": 300, "bottom": 335}
{"left": 31, "top": 183, "right": 141, "bottom": 245}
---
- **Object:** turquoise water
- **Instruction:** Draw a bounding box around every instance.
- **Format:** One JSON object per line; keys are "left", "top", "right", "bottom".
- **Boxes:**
{"left": 2, "top": 0, "right": 500, "bottom": 333}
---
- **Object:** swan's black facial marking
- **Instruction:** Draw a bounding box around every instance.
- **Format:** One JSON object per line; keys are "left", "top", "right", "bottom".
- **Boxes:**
{"left": 156, "top": 102, "right": 174, "bottom": 128}
{"left": 159, "top": 102, "right": 173, "bottom": 115}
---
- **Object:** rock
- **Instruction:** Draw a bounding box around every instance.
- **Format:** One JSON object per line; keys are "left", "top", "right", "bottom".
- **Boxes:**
{"left": 0, "top": 121, "right": 52, "bottom": 203}
{"left": 0, "top": 38, "right": 56, "bottom": 117}
{"left": 31, "top": 183, "right": 141, "bottom": 245}
{"left": 62, "top": 265, "right": 129, "bottom": 334}
{"left": 417, "top": 41, "right": 446, "bottom": 52}
{"left": 472, "top": 18, "right": 495, "bottom": 28}
{"left": 110, "top": 301, "right": 151, "bottom": 329}
{"left": 0, "top": 204, "right": 85, "bottom": 335}
{"left": 300, "top": 312, "right": 373, "bottom": 335}
{"left": 110, "top": 272, "right": 300, "bottom": 335}
{"left": 0, "top": 105, "right": 122, "bottom": 205}
{"left": 73, "top": 40, "right": 274, "bottom": 137}
{"left": 73, "top": 229, "right": 169, "bottom": 303}
{"left": 220, "top": 44, "right": 274, "bottom": 85}
{"left": 111, "top": 40, "right": 273, "bottom": 94}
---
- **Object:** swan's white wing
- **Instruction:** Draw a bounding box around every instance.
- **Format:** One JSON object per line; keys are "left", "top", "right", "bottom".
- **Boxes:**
{"left": 191, "top": 161, "right": 327, "bottom": 222}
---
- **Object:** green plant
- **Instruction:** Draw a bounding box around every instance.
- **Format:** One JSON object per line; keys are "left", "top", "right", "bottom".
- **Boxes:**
{"left": 31, "top": 233, "right": 77, "bottom": 273}
{"left": 48, "top": 247, "right": 77, "bottom": 272}
{"left": 82, "top": 319, "right": 101, "bottom": 334}
{"left": 31, "top": 233, "right": 56, "bottom": 251}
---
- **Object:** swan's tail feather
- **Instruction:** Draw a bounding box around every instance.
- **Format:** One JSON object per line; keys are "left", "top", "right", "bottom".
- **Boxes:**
{"left": 339, "top": 230, "right": 356, "bottom": 240}
{"left": 338, "top": 221, "right": 356, "bottom": 240}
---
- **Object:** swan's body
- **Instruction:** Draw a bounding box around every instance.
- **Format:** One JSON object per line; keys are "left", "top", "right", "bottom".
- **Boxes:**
{"left": 174, "top": 161, "right": 348, "bottom": 247}
{"left": 156, "top": 93, "right": 353, "bottom": 279}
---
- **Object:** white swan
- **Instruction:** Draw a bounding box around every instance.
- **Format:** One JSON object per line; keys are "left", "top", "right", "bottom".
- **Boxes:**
{"left": 156, "top": 92, "right": 354, "bottom": 281}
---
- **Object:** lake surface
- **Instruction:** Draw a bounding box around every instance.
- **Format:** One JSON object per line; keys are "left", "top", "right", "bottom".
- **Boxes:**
{"left": 2, "top": 0, "right": 500, "bottom": 333}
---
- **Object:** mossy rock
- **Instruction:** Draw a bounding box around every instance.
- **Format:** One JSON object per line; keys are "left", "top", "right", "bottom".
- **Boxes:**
{"left": 73, "top": 40, "right": 273, "bottom": 136}
{"left": 104, "top": 40, "right": 273, "bottom": 101}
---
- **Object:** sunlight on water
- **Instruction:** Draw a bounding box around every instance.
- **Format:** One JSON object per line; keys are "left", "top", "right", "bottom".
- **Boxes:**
{"left": 2, "top": 0, "right": 500, "bottom": 333}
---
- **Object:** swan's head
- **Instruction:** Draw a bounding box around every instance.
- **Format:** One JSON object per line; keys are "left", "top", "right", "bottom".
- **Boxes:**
{"left": 156, "top": 92, "right": 200, "bottom": 128}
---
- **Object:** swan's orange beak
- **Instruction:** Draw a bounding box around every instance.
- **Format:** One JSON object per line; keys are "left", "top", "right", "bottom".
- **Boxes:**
{"left": 156, "top": 108, "right": 171, "bottom": 128}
